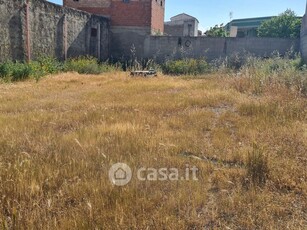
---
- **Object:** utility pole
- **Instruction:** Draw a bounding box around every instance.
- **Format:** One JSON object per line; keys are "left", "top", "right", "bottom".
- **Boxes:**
{"left": 229, "top": 11, "right": 233, "bottom": 21}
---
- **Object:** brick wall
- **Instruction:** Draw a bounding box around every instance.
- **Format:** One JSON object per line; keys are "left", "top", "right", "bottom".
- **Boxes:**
{"left": 151, "top": 0, "right": 165, "bottom": 33}
{"left": 64, "top": 0, "right": 165, "bottom": 34}
{"left": 111, "top": 0, "right": 152, "bottom": 27}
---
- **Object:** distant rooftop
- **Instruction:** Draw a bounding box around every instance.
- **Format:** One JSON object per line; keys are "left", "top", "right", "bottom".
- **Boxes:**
{"left": 225, "top": 16, "right": 274, "bottom": 30}
{"left": 225, "top": 16, "right": 302, "bottom": 30}
{"left": 169, "top": 13, "right": 199, "bottom": 23}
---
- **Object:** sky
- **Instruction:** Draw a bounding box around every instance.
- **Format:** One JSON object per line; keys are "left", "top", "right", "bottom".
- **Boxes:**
{"left": 48, "top": 0, "right": 306, "bottom": 32}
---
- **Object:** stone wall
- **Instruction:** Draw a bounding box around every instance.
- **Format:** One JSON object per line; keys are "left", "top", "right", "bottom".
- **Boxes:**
{"left": 63, "top": 0, "right": 111, "bottom": 9}
{"left": 0, "top": 0, "right": 109, "bottom": 62}
{"left": 0, "top": 0, "right": 24, "bottom": 61}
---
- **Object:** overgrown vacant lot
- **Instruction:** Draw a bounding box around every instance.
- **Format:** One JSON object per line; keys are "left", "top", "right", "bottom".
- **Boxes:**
{"left": 0, "top": 72, "right": 306, "bottom": 229}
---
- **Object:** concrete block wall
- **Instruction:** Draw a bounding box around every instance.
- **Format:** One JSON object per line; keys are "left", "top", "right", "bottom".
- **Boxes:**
{"left": 164, "top": 24, "right": 185, "bottom": 36}
{"left": 226, "top": 38, "right": 299, "bottom": 57}
{"left": 0, "top": 0, "right": 109, "bottom": 62}
{"left": 110, "top": 27, "right": 149, "bottom": 60}
{"left": 143, "top": 36, "right": 226, "bottom": 61}
{"left": 142, "top": 36, "right": 299, "bottom": 62}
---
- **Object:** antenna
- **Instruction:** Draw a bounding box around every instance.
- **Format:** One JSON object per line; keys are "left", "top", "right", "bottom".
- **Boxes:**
{"left": 229, "top": 11, "right": 233, "bottom": 20}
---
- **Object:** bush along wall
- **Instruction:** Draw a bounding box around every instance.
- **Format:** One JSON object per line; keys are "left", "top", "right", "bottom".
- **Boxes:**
{"left": 0, "top": 56, "right": 119, "bottom": 82}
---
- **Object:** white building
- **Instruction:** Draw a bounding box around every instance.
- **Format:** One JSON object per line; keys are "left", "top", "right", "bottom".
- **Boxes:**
{"left": 164, "top": 13, "right": 199, "bottom": 37}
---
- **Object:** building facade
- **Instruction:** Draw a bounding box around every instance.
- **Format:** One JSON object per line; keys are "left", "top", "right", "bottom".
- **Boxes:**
{"left": 226, "top": 16, "right": 303, "bottom": 38}
{"left": 225, "top": 17, "right": 273, "bottom": 38}
{"left": 63, "top": 0, "right": 165, "bottom": 35}
{"left": 164, "top": 13, "right": 199, "bottom": 37}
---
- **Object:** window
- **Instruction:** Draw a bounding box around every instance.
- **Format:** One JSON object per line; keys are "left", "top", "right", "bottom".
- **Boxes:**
{"left": 123, "top": 0, "right": 130, "bottom": 3}
{"left": 91, "top": 28, "right": 97, "bottom": 37}
{"left": 178, "top": 38, "right": 182, "bottom": 47}
{"left": 73, "top": 0, "right": 79, "bottom": 2}
{"left": 187, "top": 24, "right": 191, "bottom": 36}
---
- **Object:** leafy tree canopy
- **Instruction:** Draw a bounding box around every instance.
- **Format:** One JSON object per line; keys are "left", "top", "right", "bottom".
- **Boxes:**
{"left": 205, "top": 24, "right": 229, "bottom": 37}
{"left": 257, "top": 9, "right": 302, "bottom": 38}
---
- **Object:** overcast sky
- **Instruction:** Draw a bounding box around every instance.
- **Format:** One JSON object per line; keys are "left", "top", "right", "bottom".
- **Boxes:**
{"left": 48, "top": 0, "right": 306, "bottom": 32}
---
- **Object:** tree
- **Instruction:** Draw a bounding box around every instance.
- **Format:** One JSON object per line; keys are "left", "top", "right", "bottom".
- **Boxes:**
{"left": 204, "top": 24, "right": 229, "bottom": 37}
{"left": 257, "top": 9, "right": 302, "bottom": 38}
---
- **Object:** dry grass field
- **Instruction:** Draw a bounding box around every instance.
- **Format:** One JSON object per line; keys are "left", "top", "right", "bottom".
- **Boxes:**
{"left": 0, "top": 71, "right": 306, "bottom": 229}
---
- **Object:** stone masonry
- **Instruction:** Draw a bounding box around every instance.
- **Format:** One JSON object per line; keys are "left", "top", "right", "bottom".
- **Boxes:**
{"left": 0, "top": 0, "right": 109, "bottom": 62}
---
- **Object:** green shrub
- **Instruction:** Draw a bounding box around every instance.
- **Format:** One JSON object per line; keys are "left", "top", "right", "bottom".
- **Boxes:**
{"left": 0, "top": 61, "right": 32, "bottom": 81}
{"left": 11, "top": 62, "right": 32, "bottom": 81}
{"left": 162, "top": 58, "right": 210, "bottom": 75}
{"left": 29, "top": 57, "right": 63, "bottom": 81}
{"left": 99, "top": 61, "right": 120, "bottom": 72}
{"left": 0, "top": 62, "right": 13, "bottom": 79}
{"left": 291, "top": 56, "right": 306, "bottom": 71}
{"left": 0, "top": 56, "right": 119, "bottom": 83}
{"left": 64, "top": 57, "right": 118, "bottom": 74}
{"left": 64, "top": 57, "right": 103, "bottom": 74}
{"left": 37, "top": 56, "right": 63, "bottom": 74}
{"left": 0, "top": 57, "right": 61, "bottom": 82}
